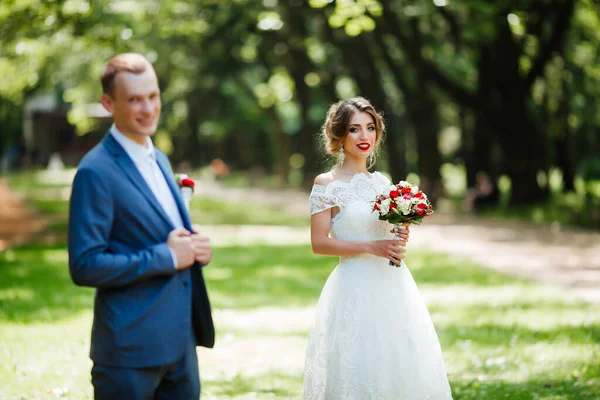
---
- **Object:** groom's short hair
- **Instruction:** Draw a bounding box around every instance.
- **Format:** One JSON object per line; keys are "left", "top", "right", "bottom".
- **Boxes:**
{"left": 101, "top": 53, "right": 153, "bottom": 96}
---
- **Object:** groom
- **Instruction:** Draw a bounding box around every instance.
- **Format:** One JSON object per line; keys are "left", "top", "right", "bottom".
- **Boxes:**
{"left": 68, "top": 53, "right": 214, "bottom": 399}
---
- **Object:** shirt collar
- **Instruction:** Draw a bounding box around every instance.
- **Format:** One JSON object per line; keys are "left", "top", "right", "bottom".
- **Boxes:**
{"left": 109, "top": 125, "right": 156, "bottom": 164}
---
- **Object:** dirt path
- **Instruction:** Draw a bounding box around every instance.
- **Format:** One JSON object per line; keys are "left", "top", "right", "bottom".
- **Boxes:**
{"left": 407, "top": 213, "right": 600, "bottom": 303}
{"left": 0, "top": 178, "right": 45, "bottom": 252}
{"left": 198, "top": 179, "right": 600, "bottom": 304}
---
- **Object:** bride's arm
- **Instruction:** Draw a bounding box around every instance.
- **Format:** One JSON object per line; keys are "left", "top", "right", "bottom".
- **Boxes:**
{"left": 310, "top": 209, "right": 406, "bottom": 265}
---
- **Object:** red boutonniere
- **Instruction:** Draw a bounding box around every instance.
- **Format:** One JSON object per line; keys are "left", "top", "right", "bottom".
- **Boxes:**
{"left": 179, "top": 177, "right": 195, "bottom": 192}
{"left": 176, "top": 174, "right": 195, "bottom": 210}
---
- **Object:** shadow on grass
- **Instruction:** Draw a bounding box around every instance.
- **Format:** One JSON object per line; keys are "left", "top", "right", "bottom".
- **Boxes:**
{"left": 437, "top": 322, "right": 600, "bottom": 347}
{"left": 451, "top": 377, "right": 600, "bottom": 399}
{"left": 206, "top": 371, "right": 302, "bottom": 398}
{"left": 205, "top": 371, "right": 600, "bottom": 399}
{"left": 0, "top": 243, "right": 93, "bottom": 322}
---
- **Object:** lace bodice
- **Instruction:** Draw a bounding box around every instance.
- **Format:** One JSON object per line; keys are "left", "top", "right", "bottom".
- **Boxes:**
{"left": 309, "top": 172, "right": 393, "bottom": 242}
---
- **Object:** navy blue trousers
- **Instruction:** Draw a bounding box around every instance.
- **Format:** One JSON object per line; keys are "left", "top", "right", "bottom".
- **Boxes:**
{"left": 91, "top": 338, "right": 200, "bottom": 400}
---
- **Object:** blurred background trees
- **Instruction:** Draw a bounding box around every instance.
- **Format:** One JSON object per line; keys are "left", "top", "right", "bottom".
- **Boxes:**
{"left": 1, "top": 0, "right": 599, "bottom": 224}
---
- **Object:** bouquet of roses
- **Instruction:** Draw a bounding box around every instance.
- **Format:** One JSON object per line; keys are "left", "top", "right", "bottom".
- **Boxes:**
{"left": 176, "top": 174, "right": 195, "bottom": 211}
{"left": 372, "top": 180, "right": 434, "bottom": 266}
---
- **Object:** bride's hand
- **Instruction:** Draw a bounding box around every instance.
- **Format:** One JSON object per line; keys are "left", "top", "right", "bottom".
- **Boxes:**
{"left": 368, "top": 240, "right": 406, "bottom": 265}
{"left": 390, "top": 223, "right": 410, "bottom": 243}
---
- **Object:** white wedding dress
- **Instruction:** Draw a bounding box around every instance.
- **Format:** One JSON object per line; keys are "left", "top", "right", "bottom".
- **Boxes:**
{"left": 302, "top": 172, "right": 452, "bottom": 400}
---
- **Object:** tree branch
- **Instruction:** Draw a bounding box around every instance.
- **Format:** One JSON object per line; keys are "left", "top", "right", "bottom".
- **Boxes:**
{"left": 378, "top": 4, "right": 477, "bottom": 108}
{"left": 525, "top": 0, "right": 575, "bottom": 87}
{"left": 435, "top": 6, "right": 462, "bottom": 51}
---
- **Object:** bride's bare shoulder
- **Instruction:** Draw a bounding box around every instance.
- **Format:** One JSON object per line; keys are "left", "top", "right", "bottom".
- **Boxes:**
{"left": 314, "top": 171, "right": 336, "bottom": 186}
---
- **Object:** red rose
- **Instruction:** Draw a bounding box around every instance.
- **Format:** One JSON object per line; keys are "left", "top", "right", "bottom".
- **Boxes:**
{"left": 401, "top": 187, "right": 412, "bottom": 195}
{"left": 415, "top": 192, "right": 424, "bottom": 199}
{"left": 374, "top": 204, "right": 380, "bottom": 210}
{"left": 390, "top": 202, "right": 397, "bottom": 210}
{"left": 390, "top": 190, "right": 399, "bottom": 199}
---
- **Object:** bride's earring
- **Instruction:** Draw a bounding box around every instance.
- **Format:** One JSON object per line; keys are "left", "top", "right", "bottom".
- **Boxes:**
{"left": 338, "top": 146, "right": 345, "bottom": 166}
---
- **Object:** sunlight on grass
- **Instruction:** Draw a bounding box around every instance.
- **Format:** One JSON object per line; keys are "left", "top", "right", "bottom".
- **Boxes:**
{"left": 0, "top": 287, "right": 35, "bottom": 301}
{"left": 4, "top": 168, "right": 76, "bottom": 190}
{"left": 0, "top": 314, "right": 94, "bottom": 399}
{"left": 189, "top": 198, "right": 308, "bottom": 227}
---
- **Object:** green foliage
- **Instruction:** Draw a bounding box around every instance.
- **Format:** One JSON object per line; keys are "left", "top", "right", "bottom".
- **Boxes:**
{"left": 1, "top": 0, "right": 599, "bottom": 206}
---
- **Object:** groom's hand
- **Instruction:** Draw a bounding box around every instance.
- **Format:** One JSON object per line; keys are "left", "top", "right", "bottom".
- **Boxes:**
{"left": 167, "top": 227, "right": 196, "bottom": 270}
{"left": 191, "top": 224, "right": 212, "bottom": 265}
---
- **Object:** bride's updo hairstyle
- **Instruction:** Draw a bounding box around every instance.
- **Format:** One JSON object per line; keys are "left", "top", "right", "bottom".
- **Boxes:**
{"left": 321, "top": 96, "right": 386, "bottom": 169}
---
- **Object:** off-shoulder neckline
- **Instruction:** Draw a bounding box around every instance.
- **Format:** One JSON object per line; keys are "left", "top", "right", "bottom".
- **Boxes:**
{"left": 312, "top": 171, "right": 384, "bottom": 190}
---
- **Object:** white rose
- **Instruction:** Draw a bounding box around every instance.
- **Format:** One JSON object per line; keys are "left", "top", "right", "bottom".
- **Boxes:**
{"left": 400, "top": 200, "right": 412, "bottom": 215}
{"left": 380, "top": 198, "right": 391, "bottom": 214}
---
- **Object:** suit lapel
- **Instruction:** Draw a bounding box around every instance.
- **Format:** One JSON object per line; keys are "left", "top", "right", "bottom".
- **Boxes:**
{"left": 156, "top": 152, "right": 193, "bottom": 230}
{"left": 102, "top": 134, "right": 175, "bottom": 229}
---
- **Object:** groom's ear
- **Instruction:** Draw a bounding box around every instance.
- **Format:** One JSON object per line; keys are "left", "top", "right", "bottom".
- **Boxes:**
{"left": 100, "top": 93, "right": 114, "bottom": 115}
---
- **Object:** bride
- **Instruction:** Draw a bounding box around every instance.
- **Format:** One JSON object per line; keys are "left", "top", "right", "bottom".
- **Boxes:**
{"left": 302, "top": 97, "right": 453, "bottom": 399}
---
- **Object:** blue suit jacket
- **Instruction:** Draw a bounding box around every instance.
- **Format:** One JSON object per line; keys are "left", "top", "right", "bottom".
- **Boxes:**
{"left": 68, "top": 133, "right": 214, "bottom": 368}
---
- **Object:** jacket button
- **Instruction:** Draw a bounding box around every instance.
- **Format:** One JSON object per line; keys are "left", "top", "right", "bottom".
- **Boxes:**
{"left": 182, "top": 280, "right": 189, "bottom": 288}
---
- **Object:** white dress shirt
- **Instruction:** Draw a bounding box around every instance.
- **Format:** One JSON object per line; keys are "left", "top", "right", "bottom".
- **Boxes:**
{"left": 110, "top": 125, "right": 183, "bottom": 268}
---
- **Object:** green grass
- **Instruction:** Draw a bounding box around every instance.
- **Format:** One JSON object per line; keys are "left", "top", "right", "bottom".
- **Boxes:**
{"left": 219, "top": 170, "right": 301, "bottom": 189}
{"left": 189, "top": 198, "right": 308, "bottom": 227}
{"left": 3, "top": 168, "right": 76, "bottom": 191}
{"left": 1, "top": 242, "right": 599, "bottom": 399}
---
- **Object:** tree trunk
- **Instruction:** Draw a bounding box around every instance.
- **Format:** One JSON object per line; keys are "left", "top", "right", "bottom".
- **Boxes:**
{"left": 292, "top": 83, "right": 320, "bottom": 189}
{"left": 477, "top": 22, "right": 548, "bottom": 205}
{"left": 267, "top": 108, "right": 292, "bottom": 185}
{"left": 284, "top": 5, "right": 320, "bottom": 189}
{"left": 184, "top": 92, "right": 205, "bottom": 166}
{"left": 470, "top": 47, "right": 495, "bottom": 186}
{"left": 372, "top": 21, "right": 443, "bottom": 199}
{"left": 555, "top": 76, "right": 576, "bottom": 192}
{"left": 459, "top": 109, "right": 477, "bottom": 188}
{"left": 384, "top": 114, "right": 408, "bottom": 182}
{"left": 405, "top": 82, "right": 443, "bottom": 203}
